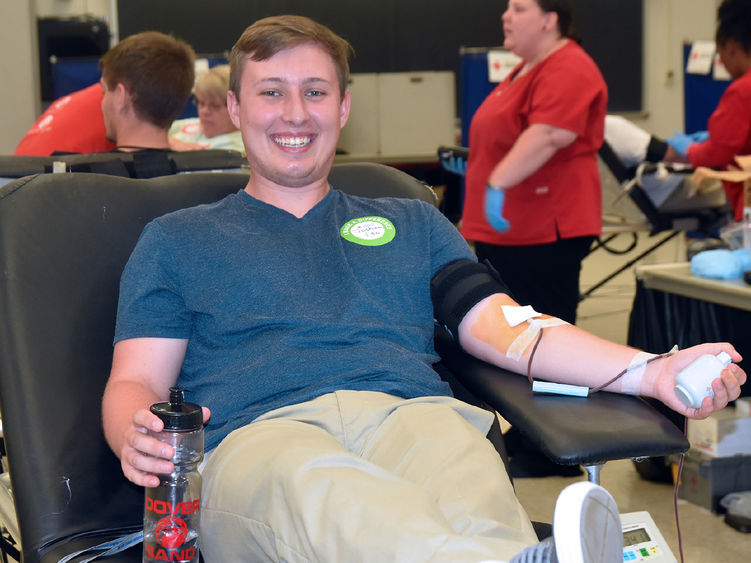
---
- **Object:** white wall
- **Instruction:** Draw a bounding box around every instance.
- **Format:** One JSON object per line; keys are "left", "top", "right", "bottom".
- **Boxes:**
{"left": 0, "top": 1, "right": 39, "bottom": 154}
{"left": 635, "top": 0, "right": 719, "bottom": 136}
{"left": 0, "top": 0, "right": 727, "bottom": 153}
{"left": 0, "top": 0, "right": 115, "bottom": 154}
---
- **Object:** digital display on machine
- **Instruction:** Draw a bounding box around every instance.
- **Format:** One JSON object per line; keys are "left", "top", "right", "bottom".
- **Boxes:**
{"left": 623, "top": 527, "right": 651, "bottom": 546}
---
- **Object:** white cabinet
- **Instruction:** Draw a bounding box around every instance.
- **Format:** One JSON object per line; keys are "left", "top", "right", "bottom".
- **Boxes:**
{"left": 338, "top": 73, "right": 380, "bottom": 155}
{"left": 338, "top": 71, "right": 457, "bottom": 158}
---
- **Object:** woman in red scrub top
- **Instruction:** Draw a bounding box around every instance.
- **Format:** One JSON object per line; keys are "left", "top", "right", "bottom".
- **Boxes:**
{"left": 461, "top": 0, "right": 607, "bottom": 324}
{"left": 664, "top": 0, "right": 751, "bottom": 222}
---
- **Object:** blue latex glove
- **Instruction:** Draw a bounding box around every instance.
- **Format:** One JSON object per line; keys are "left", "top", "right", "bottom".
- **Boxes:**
{"left": 441, "top": 154, "right": 467, "bottom": 176}
{"left": 687, "top": 130, "right": 709, "bottom": 143}
{"left": 665, "top": 131, "right": 693, "bottom": 158}
{"left": 690, "top": 248, "right": 751, "bottom": 279}
{"left": 484, "top": 186, "right": 511, "bottom": 233}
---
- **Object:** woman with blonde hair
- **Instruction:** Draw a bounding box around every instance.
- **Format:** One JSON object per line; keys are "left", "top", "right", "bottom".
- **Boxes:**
{"left": 170, "top": 64, "right": 244, "bottom": 152}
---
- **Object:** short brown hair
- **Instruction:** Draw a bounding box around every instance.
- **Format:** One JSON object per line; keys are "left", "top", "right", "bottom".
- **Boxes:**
{"left": 99, "top": 31, "right": 196, "bottom": 128}
{"left": 229, "top": 15, "right": 353, "bottom": 99}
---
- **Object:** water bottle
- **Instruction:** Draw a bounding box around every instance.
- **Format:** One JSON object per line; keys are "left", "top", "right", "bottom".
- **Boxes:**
{"left": 143, "top": 387, "right": 203, "bottom": 563}
{"left": 674, "top": 352, "right": 733, "bottom": 408}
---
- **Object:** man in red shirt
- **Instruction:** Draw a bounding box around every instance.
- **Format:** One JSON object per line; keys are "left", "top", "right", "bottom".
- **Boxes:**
{"left": 14, "top": 83, "right": 115, "bottom": 155}
{"left": 14, "top": 31, "right": 195, "bottom": 155}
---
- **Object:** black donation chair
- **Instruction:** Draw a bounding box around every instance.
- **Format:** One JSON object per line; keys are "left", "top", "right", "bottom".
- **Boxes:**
{"left": 0, "top": 164, "right": 687, "bottom": 562}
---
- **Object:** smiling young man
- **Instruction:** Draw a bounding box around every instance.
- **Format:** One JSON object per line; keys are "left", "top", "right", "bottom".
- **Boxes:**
{"left": 226, "top": 37, "right": 350, "bottom": 215}
{"left": 102, "top": 15, "right": 745, "bottom": 563}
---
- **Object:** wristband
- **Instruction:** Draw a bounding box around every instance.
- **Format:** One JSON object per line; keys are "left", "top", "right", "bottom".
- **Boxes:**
{"left": 621, "top": 351, "right": 657, "bottom": 395}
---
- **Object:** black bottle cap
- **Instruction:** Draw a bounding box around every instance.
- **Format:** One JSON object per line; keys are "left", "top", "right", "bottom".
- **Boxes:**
{"left": 150, "top": 387, "right": 203, "bottom": 431}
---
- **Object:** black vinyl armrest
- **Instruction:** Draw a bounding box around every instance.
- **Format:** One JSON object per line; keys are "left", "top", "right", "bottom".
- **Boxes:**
{"left": 435, "top": 328, "right": 689, "bottom": 466}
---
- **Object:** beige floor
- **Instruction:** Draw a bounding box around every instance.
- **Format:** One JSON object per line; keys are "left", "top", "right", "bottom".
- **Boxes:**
{"left": 508, "top": 230, "right": 751, "bottom": 562}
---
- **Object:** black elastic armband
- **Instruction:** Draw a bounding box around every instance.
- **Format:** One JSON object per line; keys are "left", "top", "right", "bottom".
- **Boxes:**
{"left": 430, "top": 259, "right": 511, "bottom": 341}
{"left": 645, "top": 136, "right": 669, "bottom": 163}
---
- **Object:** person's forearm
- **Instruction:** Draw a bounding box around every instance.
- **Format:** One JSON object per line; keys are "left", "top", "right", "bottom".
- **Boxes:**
{"left": 102, "top": 379, "right": 163, "bottom": 458}
{"left": 518, "top": 323, "right": 643, "bottom": 391}
{"left": 457, "top": 294, "right": 638, "bottom": 393}
{"left": 457, "top": 295, "right": 745, "bottom": 417}
{"left": 487, "top": 123, "right": 576, "bottom": 188}
{"left": 102, "top": 337, "right": 188, "bottom": 457}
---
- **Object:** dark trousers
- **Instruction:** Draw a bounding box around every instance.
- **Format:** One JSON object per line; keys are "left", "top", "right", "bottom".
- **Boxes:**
{"left": 474, "top": 236, "right": 595, "bottom": 324}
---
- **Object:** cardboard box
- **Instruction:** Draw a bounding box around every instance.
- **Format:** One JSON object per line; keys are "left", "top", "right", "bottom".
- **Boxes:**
{"left": 676, "top": 450, "right": 751, "bottom": 512}
{"left": 687, "top": 408, "right": 751, "bottom": 457}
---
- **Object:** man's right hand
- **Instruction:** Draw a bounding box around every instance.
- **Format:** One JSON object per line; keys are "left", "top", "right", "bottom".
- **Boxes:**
{"left": 120, "top": 405, "right": 211, "bottom": 488}
{"left": 120, "top": 407, "right": 174, "bottom": 488}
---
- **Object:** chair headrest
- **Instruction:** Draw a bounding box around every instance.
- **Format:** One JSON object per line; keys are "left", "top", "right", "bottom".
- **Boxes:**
{"left": 0, "top": 149, "right": 247, "bottom": 180}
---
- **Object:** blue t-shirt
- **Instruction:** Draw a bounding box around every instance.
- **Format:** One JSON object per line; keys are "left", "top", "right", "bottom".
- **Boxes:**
{"left": 115, "top": 187, "right": 475, "bottom": 450}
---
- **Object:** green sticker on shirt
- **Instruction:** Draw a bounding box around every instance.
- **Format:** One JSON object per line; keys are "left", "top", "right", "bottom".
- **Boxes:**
{"left": 340, "top": 216, "right": 396, "bottom": 246}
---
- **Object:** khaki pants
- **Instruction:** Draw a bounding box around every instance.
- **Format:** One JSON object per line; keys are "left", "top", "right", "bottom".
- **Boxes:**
{"left": 200, "top": 391, "right": 537, "bottom": 562}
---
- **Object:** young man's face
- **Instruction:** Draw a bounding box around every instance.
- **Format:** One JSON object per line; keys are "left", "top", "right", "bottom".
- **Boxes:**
{"left": 228, "top": 43, "right": 350, "bottom": 190}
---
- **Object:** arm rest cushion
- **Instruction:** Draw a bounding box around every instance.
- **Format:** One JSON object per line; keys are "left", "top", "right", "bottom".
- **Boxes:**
{"left": 435, "top": 328, "right": 689, "bottom": 465}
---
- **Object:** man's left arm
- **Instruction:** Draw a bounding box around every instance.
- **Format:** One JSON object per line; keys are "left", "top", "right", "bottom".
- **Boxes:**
{"left": 456, "top": 293, "right": 745, "bottom": 420}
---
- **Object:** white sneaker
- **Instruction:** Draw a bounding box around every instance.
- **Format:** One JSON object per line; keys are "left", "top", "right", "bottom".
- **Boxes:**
{"left": 509, "top": 482, "right": 623, "bottom": 563}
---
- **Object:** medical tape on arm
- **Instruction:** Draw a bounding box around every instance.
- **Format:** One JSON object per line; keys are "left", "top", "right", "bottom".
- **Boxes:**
{"left": 505, "top": 314, "right": 568, "bottom": 361}
{"left": 590, "top": 345, "right": 679, "bottom": 394}
{"left": 620, "top": 351, "right": 657, "bottom": 395}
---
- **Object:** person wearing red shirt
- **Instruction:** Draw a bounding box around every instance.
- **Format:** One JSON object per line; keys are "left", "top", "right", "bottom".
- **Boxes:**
{"left": 13, "top": 83, "right": 115, "bottom": 156}
{"left": 97, "top": 31, "right": 195, "bottom": 152}
{"left": 14, "top": 31, "right": 195, "bottom": 156}
{"left": 664, "top": 0, "right": 751, "bottom": 221}
{"left": 461, "top": 0, "right": 607, "bottom": 324}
